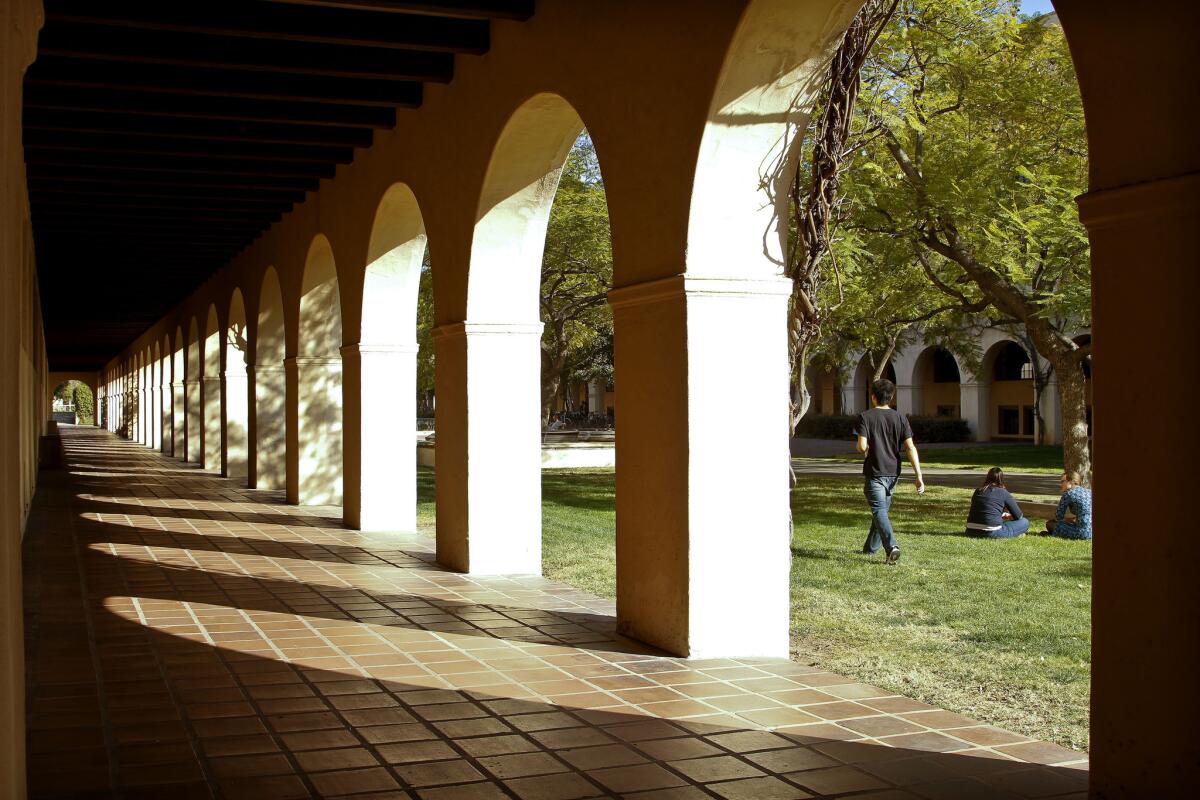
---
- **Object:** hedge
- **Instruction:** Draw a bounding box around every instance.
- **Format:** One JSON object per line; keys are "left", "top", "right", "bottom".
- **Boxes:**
{"left": 794, "top": 413, "right": 970, "bottom": 443}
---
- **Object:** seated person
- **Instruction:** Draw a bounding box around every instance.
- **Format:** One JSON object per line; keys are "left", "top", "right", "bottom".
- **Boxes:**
{"left": 1045, "top": 471, "right": 1093, "bottom": 540}
{"left": 965, "top": 467, "right": 1029, "bottom": 539}
{"left": 548, "top": 413, "right": 566, "bottom": 431}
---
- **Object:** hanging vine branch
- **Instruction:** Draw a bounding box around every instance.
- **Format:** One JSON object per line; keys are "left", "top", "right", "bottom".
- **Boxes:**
{"left": 788, "top": 0, "right": 899, "bottom": 431}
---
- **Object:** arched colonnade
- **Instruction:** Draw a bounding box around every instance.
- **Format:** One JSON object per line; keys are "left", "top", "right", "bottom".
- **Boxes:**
{"left": 89, "top": 1, "right": 1200, "bottom": 794}
{"left": 824, "top": 328, "right": 1084, "bottom": 444}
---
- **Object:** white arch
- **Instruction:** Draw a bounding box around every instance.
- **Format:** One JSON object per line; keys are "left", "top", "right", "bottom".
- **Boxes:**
{"left": 346, "top": 183, "right": 428, "bottom": 531}
{"left": 149, "top": 341, "right": 162, "bottom": 451}
{"left": 443, "top": 94, "right": 586, "bottom": 574}
{"left": 467, "top": 93, "right": 583, "bottom": 323}
{"left": 171, "top": 326, "right": 185, "bottom": 458}
{"left": 225, "top": 289, "right": 250, "bottom": 479}
{"left": 296, "top": 235, "right": 343, "bottom": 506}
{"left": 186, "top": 317, "right": 202, "bottom": 462}
{"left": 202, "top": 304, "right": 222, "bottom": 470}
{"left": 255, "top": 267, "right": 288, "bottom": 491}
{"left": 687, "top": 0, "right": 859, "bottom": 279}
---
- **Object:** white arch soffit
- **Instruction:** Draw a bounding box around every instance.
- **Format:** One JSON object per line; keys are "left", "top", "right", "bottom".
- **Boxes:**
{"left": 468, "top": 93, "right": 583, "bottom": 323}
{"left": 363, "top": 184, "right": 427, "bottom": 347}
{"left": 173, "top": 327, "right": 185, "bottom": 375}
{"left": 300, "top": 235, "right": 343, "bottom": 357}
{"left": 204, "top": 305, "right": 222, "bottom": 375}
{"left": 257, "top": 268, "right": 287, "bottom": 366}
{"left": 689, "top": 0, "right": 860, "bottom": 278}
{"left": 226, "top": 290, "right": 249, "bottom": 376}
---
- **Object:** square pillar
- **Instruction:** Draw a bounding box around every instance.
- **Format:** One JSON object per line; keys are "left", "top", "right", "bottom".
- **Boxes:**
{"left": 201, "top": 375, "right": 223, "bottom": 470}
{"left": 959, "top": 382, "right": 989, "bottom": 442}
{"left": 171, "top": 380, "right": 185, "bottom": 458}
{"left": 159, "top": 384, "right": 172, "bottom": 454}
{"left": 894, "top": 384, "right": 917, "bottom": 417}
{"left": 610, "top": 276, "right": 792, "bottom": 659}
{"left": 1079, "top": 172, "right": 1199, "bottom": 796}
{"left": 342, "top": 344, "right": 418, "bottom": 532}
{"left": 288, "top": 356, "right": 343, "bottom": 506}
{"left": 186, "top": 378, "right": 202, "bottom": 462}
{"left": 254, "top": 365, "right": 287, "bottom": 490}
{"left": 223, "top": 372, "right": 249, "bottom": 479}
{"left": 432, "top": 323, "right": 542, "bottom": 574}
{"left": 1037, "top": 378, "right": 1062, "bottom": 445}
{"left": 148, "top": 386, "right": 161, "bottom": 450}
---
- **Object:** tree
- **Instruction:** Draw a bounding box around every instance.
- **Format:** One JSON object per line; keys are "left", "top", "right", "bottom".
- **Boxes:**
{"left": 789, "top": 0, "right": 900, "bottom": 430}
{"left": 415, "top": 259, "right": 435, "bottom": 417}
{"left": 540, "top": 133, "right": 613, "bottom": 423}
{"left": 838, "top": 0, "right": 1092, "bottom": 477}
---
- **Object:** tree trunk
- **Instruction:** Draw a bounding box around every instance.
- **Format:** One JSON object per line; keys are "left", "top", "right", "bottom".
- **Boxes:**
{"left": 540, "top": 348, "right": 562, "bottom": 425}
{"left": 1020, "top": 322, "right": 1091, "bottom": 481}
{"left": 1048, "top": 352, "right": 1092, "bottom": 483}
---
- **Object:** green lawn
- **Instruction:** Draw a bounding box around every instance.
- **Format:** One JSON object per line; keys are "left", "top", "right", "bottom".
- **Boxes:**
{"left": 415, "top": 466, "right": 1090, "bottom": 751}
{"left": 826, "top": 444, "right": 1066, "bottom": 474}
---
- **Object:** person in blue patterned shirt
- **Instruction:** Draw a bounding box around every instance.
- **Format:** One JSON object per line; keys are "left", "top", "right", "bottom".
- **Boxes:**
{"left": 1045, "top": 471, "right": 1092, "bottom": 540}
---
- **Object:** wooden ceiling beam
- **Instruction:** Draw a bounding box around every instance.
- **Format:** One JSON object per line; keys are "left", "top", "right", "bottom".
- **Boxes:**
{"left": 26, "top": 58, "right": 423, "bottom": 107}
{"left": 38, "top": 22, "right": 455, "bottom": 82}
{"left": 259, "top": 0, "right": 534, "bottom": 22}
{"left": 28, "top": 181, "right": 305, "bottom": 205}
{"left": 24, "top": 86, "right": 401, "bottom": 129}
{"left": 24, "top": 109, "right": 374, "bottom": 147}
{"left": 26, "top": 148, "right": 339, "bottom": 180}
{"left": 44, "top": 0, "right": 491, "bottom": 54}
{"left": 24, "top": 130, "right": 355, "bottom": 164}
{"left": 28, "top": 165, "right": 320, "bottom": 192}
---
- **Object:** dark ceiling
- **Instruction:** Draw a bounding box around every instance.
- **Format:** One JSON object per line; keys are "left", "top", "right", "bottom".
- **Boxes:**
{"left": 25, "top": 0, "right": 534, "bottom": 372}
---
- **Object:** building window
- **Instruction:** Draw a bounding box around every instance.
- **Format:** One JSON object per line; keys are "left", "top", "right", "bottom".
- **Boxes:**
{"left": 936, "top": 404, "right": 958, "bottom": 417}
{"left": 993, "top": 341, "right": 1031, "bottom": 381}
{"left": 1023, "top": 405, "right": 1035, "bottom": 437}
{"left": 932, "top": 349, "right": 961, "bottom": 383}
{"left": 998, "top": 405, "right": 1021, "bottom": 436}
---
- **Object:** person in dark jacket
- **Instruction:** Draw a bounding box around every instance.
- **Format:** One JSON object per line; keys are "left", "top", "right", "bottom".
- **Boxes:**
{"left": 964, "top": 467, "right": 1029, "bottom": 539}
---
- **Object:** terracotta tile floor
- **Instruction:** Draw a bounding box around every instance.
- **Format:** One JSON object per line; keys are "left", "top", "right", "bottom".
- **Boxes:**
{"left": 24, "top": 427, "right": 1089, "bottom": 799}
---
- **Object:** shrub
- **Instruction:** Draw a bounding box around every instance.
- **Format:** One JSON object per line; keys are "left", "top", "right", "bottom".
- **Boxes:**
{"left": 72, "top": 383, "right": 94, "bottom": 425}
{"left": 793, "top": 414, "right": 857, "bottom": 440}
{"left": 908, "top": 415, "right": 970, "bottom": 443}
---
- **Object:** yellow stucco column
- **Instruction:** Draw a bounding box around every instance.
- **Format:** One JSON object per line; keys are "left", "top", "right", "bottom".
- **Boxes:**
{"left": 201, "top": 375, "right": 222, "bottom": 470}
{"left": 1079, "top": 171, "right": 1200, "bottom": 797}
{"left": 432, "top": 322, "right": 543, "bottom": 575}
{"left": 185, "top": 377, "right": 202, "bottom": 462}
{"left": 289, "top": 355, "right": 343, "bottom": 506}
{"left": 254, "top": 364, "right": 287, "bottom": 491}
{"left": 342, "top": 343, "right": 419, "bottom": 532}
{"left": 170, "top": 379, "right": 184, "bottom": 458}
{"left": 610, "top": 275, "right": 793, "bottom": 659}
{"left": 223, "top": 370, "right": 249, "bottom": 479}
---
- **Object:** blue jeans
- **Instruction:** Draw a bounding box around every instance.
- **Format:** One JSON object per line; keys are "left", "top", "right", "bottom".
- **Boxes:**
{"left": 965, "top": 517, "right": 1030, "bottom": 539}
{"left": 863, "top": 476, "right": 899, "bottom": 554}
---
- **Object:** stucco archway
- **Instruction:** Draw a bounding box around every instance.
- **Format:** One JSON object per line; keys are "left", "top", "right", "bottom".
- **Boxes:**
{"left": 202, "top": 305, "right": 222, "bottom": 470}
{"left": 186, "top": 316, "right": 202, "bottom": 463}
{"left": 224, "top": 289, "right": 250, "bottom": 479}
{"left": 344, "top": 183, "right": 428, "bottom": 532}
{"left": 294, "top": 235, "right": 344, "bottom": 507}
{"left": 436, "top": 93, "right": 586, "bottom": 574}
{"left": 255, "top": 267, "right": 288, "bottom": 492}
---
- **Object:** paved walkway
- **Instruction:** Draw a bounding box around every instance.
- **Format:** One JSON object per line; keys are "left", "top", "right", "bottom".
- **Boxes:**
{"left": 24, "top": 427, "right": 1087, "bottom": 799}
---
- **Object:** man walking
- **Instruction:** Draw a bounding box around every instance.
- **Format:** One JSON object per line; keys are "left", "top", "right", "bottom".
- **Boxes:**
{"left": 854, "top": 378, "right": 925, "bottom": 564}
